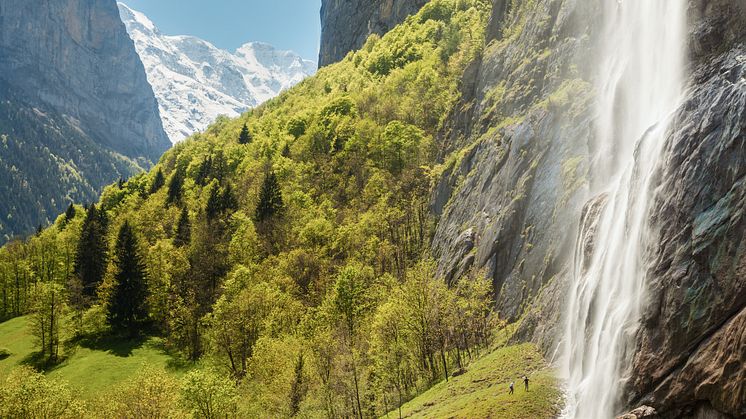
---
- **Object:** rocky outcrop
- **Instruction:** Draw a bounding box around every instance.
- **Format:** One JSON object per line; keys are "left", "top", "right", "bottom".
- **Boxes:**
{"left": 319, "top": 0, "right": 429, "bottom": 67}
{"left": 0, "top": 0, "right": 169, "bottom": 240}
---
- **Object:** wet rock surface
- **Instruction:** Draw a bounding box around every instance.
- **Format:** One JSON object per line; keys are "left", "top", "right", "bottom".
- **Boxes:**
{"left": 629, "top": 42, "right": 746, "bottom": 418}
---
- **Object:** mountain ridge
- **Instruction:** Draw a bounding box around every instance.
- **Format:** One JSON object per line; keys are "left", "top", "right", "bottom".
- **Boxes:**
{"left": 118, "top": 3, "right": 316, "bottom": 143}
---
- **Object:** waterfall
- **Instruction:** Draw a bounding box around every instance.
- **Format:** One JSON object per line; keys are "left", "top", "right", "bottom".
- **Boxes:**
{"left": 561, "top": 1, "right": 687, "bottom": 418}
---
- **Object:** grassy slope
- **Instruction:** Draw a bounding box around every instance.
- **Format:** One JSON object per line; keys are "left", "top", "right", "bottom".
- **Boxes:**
{"left": 0, "top": 316, "right": 188, "bottom": 400}
{"left": 391, "top": 343, "right": 562, "bottom": 419}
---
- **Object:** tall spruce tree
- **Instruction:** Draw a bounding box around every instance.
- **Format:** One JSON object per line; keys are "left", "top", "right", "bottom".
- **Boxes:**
{"left": 221, "top": 184, "right": 238, "bottom": 213}
{"left": 238, "top": 123, "right": 252, "bottom": 145}
{"left": 205, "top": 183, "right": 222, "bottom": 220}
{"left": 64, "top": 203, "right": 76, "bottom": 224}
{"left": 174, "top": 207, "right": 192, "bottom": 247}
{"left": 73, "top": 204, "right": 108, "bottom": 301}
{"left": 254, "top": 171, "right": 284, "bottom": 223}
{"left": 149, "top": 168, "right": 166, "bottom": 194}
{"left": 108, "top": 221, "right": 148, "bottom": 335}
{"left": 167, "top": 167, "right": 185, "bottom": 205}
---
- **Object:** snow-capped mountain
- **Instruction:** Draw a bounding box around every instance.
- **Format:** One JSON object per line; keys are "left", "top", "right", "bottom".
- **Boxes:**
{"left": 118, "top": 3, "right": 316, "bottom": 143}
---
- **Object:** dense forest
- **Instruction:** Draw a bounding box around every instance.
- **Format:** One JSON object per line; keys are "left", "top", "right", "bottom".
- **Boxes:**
{"left": 0, "top": 1, "right": 507, "bottom": 417}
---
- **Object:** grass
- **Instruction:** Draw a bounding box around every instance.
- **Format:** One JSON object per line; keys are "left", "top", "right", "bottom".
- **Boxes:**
{"left": 389, "top": 343, "right": 562, "bottom": 419}
{"left": 0, "top": 316, "right": 191, "bottom": 400}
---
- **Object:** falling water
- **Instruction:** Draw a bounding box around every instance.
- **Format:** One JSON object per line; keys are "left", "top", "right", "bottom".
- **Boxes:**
{"left": 561, "top": 1, "right": 687, "bottom": 418}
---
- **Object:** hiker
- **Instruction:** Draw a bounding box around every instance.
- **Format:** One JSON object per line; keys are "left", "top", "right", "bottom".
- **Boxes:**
{"left": 523, "top": 375, "right": 529, "bottom": 392}
{"left": 509, "top": 381, "right": 514, "bottom": 394}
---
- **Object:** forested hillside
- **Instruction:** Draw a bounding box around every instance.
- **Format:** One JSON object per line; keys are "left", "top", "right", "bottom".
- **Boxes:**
{"left": 0, "top": 1, "right": 518, "bottom": 417}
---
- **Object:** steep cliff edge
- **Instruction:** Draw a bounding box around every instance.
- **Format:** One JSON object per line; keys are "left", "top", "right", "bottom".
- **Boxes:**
{"left": 319, "top": 0, "right": 429, "bottom": 67}
{"left": 0, "top": 0, "right": 170, "bottom": 240}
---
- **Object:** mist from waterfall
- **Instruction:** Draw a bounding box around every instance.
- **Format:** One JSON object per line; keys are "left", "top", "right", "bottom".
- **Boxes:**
{"left": 561, "top": 1, "right": 687, "bottom": 418}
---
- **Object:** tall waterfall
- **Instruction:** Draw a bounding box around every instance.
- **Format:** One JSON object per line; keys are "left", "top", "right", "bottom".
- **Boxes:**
{"left": 561, "top": 1, "right": 687, "bottom": 418}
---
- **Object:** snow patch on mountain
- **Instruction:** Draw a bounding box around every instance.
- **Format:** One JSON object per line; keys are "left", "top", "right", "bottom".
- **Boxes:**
{"left": 118, "top": 3, "right": 316, "bottom": 143}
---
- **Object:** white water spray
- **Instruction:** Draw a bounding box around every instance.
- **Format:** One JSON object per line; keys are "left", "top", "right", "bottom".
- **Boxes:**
{"left": 562, "top": 2, "right": 687, "bottom": 418}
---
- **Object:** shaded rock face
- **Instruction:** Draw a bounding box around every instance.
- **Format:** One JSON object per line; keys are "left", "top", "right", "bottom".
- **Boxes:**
{"left": 318, "top": 0, "right": 429, "bottom": 67}
{"left": 625, "top": 2, "right": 746, "bottom": 415}
{"left": 0, "top": 0, "right": 169, "bottom": 239}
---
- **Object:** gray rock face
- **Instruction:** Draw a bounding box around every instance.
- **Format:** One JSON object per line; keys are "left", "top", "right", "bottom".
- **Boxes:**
{"left": 0, "top": 0, "right": 169, "bottom": 161}
{"left": 0, "top": 0, "right": 169, "bottom": 240}
{"left": 431, "top": 0, "right": 597, "bottom": 337}
{"left": 319, "top": 0, "right": 429, "bottom": 67}
{"left": 626, "top": 7, "right": 746, "bottom": 415}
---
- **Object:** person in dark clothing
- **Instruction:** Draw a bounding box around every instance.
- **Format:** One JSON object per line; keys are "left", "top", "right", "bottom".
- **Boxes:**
{"left": 509, "top": 381, "right": 514, "bottom": 394}
{"left": 523, "top": 375, "right": 529, "bottom": 392}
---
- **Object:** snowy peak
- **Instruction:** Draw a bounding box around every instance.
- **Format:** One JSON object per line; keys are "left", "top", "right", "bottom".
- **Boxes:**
{"left": 118, "top": 3, "right": 316, "bottom": 143}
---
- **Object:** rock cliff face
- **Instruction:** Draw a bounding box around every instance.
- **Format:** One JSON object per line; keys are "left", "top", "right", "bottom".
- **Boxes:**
{"left": 626, "top": 1, "right": 746, "bottom": 416}
{"left": 0, "top": 0, "right": 170, "bottom": 240}
{"left": 319, "top": 0, "right": 745, "bottom": 416}
{"left": 318, "top": 0, "right": 429, "bottom": 67}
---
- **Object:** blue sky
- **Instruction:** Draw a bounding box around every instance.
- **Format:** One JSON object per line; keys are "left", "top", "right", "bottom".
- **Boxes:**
{"left": 121, "top": 0, "right": 322, "bottom": 61}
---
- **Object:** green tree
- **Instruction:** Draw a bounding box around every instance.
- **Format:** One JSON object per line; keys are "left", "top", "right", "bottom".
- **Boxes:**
{"left": 333, "top": 264, "right": 373, "bottom": 419}
{"left": 205, "top": 182, "right": 223, "bottom": 220}
{"left": 289, "top": 352, "right": 307, "bottom": 417}
{"left": 174, "top": 206, "right": 192, "bottom": 247}
{"left": 30, "top": 282, "right": 66, "bottom": 363}
{"left": 254, "top": 171, "right": 284, "bottom": 223}
{"left": 149, "top": 168, "right": 166, "bottom": 194}
{"left": 180, "top": 369, "right": 238, "bottom": 419}
{"left": 63, "top": 203, "right": 76, "bottom": 224}
{"left": 108, "top": 221, "right": 149, "bottom": 335}
{"left": 73, "top": 204, "right": 108, "bottom": 302}
{"left": 167, "top": 167, "right": 185, "bottom": 205}
{"left": 207, "top": 273, "right": 284, "bottom": 378}
{"left": 0, "top": 366, "right": 84, "bottom": 419}
{"left": 238, "top": 123, "right": 252, "bottom": 145}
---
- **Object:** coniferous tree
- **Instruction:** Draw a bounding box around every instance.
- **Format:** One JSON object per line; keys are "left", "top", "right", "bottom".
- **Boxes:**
{"left": 167, "top": 167, "right": 185, "bottom": 205}
{"left": 238, "top": 123, "right": 252, "bottom": 145}
{"left": 73, "top": 204, "right": 108, "bottom": 301}
{"left": 174, "top": 207, "right": 191, "bottom": 247}
{"left": 254, "top": 171, "right": 284, "bottom": 223}
{"left": 64, "top": 203, "right": 76, "bottom": 224}
{"left": 195, "top": 156, "right": 212, "bottom": 186}
{"left": 108, "top": 221, "right": 148, "bottom": 335}
{"left": 281, "top": 142, "right": 291, "bottom": 158}
{"left": 289, "top": 353, "right": 307, "bottom": 416}
{"left": 205, "top": 184, "right": 222, "bottom": 220}
{"left": 221, "top": 184, "right": 238, "bottom": 213}
{"left": 149, "top": 169, "right": 165, "bottom": 194}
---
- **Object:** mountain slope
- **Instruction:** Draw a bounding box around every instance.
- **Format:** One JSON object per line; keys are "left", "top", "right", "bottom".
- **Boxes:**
{"left": 118, "top": 3, "right": 316, "bottom": 143}
{"left": 0, "top": 0, "right": 170, "bottom": 242}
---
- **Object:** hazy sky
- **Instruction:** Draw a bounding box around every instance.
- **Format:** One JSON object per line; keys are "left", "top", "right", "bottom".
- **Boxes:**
{"left": 121, "top": 0, "right": 322, "bottom": 61}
